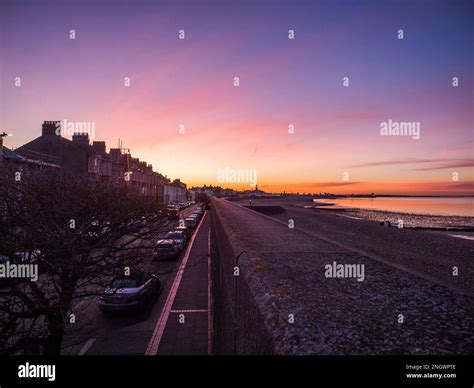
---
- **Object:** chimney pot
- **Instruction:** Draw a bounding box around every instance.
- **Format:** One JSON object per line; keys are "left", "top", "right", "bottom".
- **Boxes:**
{"left": 72, "top": 132, "right": 90, "bottom": 147}
{"left": 42, "top": 120, "right": 60, "bottom": 136}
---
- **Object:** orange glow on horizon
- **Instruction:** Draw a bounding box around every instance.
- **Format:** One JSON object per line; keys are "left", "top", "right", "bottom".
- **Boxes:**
{"left": 186, "top": 180, "right": 474, "bottom": 196}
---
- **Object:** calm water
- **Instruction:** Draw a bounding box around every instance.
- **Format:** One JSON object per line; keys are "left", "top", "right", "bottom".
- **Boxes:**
{"left": 315, "top": 197, "right": 474, "bottom": 217}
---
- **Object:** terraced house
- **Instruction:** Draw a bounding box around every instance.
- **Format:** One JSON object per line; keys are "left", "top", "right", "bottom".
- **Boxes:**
{"left": 9, "top": 121, "right": 177, "bottom": 205}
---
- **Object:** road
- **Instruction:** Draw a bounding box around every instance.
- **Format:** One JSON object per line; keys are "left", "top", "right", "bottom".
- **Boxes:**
{"left": 61, "top": 206, "right": 210, "bottom": 356}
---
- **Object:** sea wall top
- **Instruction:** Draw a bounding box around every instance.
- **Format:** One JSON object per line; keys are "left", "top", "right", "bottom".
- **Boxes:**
{"left": 211, "top": 197, "right": 474, "bottom": 355}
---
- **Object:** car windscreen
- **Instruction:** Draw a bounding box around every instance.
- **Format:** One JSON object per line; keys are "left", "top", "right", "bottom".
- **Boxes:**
{"left": 111, "top": 279, "right": 139, "bottom": 288}
{"left": 166, "top": 232, "right": 182, "bottom": 239}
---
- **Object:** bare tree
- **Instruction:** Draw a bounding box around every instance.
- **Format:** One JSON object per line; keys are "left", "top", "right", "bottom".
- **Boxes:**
{"left": 0, "top": 164, "right": 168, "bottom": 355}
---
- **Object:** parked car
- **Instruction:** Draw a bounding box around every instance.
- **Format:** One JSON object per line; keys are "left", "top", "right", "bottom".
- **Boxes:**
{"left": 98, "top": 272, "right": 161, "bottom": 313}
{"left": 13, "top": 250, "right": 42, "bottom": 263}
{"left": 86, "top": 220, "right": 111, "bottom": 238}
{"left": 175, "top": 225, "right": 190, "bottom": 238}
{"left": 191, "top": 211, "right": 202, "bottom": 221}
{"left": 184, "top": 217, "right": 197, "bottom": 228}
{"left": 145, "top": 213, "right": 159, "bottom": 223}
{"left": 166, "top": 230, "right": 187, "bottom": 251}
{"left": 167, "top": 209, "right": 179, "bottom": 220}
{"left": 152, "top": 239, "right": 179, "bottom": 260}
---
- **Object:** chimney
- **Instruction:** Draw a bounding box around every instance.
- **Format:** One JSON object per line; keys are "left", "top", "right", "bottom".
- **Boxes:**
{"left": 109, "top": 148, "right": 122, "bottom": 162}
{"left": 92, "top": 141, "right": 106, "bottom": 153}
{"left": 72, "top": 133, "right": 90, "bottom": 147}
{"left": 42, "top": 121, "right": 60, "bottom": 136}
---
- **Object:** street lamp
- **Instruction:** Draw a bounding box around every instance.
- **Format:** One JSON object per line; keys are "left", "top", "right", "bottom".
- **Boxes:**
{"left": 0, "top": 132, "right": 13, "bottom": 162}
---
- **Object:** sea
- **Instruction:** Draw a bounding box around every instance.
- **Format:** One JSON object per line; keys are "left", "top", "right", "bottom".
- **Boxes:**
{"left": 314, "top": 197, "right": 474, "bottom": 217}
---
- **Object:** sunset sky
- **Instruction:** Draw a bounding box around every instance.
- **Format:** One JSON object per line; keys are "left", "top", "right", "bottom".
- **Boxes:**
{"left": 1, "top": 0, "right": 473, "bottom": 195}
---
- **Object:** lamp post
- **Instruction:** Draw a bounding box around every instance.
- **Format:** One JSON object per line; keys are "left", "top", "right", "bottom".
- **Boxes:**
{"left": 0, "top": 132, "right": 13, "bottom": 162}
